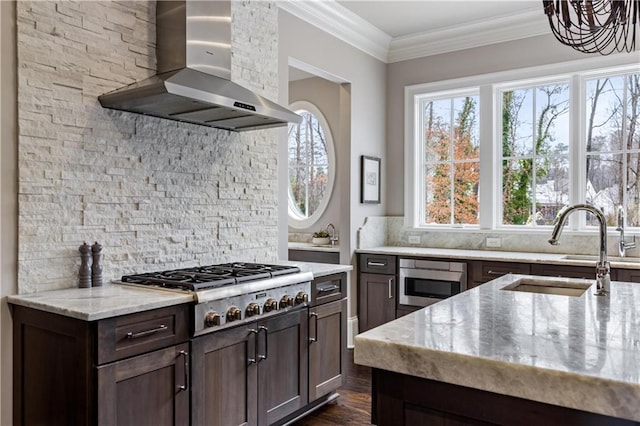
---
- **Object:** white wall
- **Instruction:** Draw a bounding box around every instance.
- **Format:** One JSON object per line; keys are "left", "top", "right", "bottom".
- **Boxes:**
{"left": 0, "top": 1, "right": 17, "bottom": 423}
{"left": 278, "top": 9, "right": 387, "bottom": 330}
{"left": 288, "top": 76, "right": 342, "bottom": 236}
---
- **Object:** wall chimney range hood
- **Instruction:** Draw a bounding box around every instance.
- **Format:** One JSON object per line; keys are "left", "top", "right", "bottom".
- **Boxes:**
{"left": 99, "top": 1, "right": 301, "bottom": 132}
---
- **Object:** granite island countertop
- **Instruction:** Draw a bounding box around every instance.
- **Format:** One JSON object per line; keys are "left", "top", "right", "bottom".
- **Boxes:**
{"left": 7, "top": 261, "right": 352, "bottom": 321}
{"left": 355, "top": 274, "right": 640, "bottom": 422}
{"left": 356, "top": 246, "right": 640, "bottom": 269}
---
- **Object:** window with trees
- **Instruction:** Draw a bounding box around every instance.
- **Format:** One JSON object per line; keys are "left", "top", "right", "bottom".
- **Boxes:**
{"left": 500, "top": 81, "right": 570, "bottom": 226}
{"left": 405, "top": 62, "right": 639, "bottom": 231}
{"left": 287, "top": 101, "right": 335, "bottom": 228}
{"left": 420, "top": 93, "right": 480, "bottom": 225}
{"left": 585, "top": 73, "right": 640, "bottom": 227}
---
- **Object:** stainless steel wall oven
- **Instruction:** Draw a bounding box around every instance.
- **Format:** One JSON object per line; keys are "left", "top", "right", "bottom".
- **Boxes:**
{"left": 398, "top": 258, "right": 467, "bottom": 307}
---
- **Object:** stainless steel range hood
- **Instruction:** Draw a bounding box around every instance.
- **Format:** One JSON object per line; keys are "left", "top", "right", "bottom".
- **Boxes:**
{"left": 99, "top": 1, "right": 300, "bottom": 132}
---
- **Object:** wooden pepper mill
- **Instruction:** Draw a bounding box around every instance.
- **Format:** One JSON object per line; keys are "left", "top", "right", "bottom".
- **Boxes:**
{"left": 91, "top": 241, "right": 103, "bottom": 287}
{"left": 79, "top": 242, "right": 91, "bottom": 288}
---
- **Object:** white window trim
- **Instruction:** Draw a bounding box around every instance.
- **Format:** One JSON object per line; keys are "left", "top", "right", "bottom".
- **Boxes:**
{"left": 404, "top": 54, "right": 640, "bottom": 232}
{"left": 287, "top": 100, "right": 336, "bottom": 230}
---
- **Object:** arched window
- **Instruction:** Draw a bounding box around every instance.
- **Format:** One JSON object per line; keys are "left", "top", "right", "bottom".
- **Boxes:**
{"left": 287, "top": 101, "right": 335, "bottom": 228}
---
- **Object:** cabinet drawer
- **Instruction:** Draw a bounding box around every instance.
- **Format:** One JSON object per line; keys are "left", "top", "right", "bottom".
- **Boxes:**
{"left": 471, "top": 261, "right": 531, "bottom": 284}
{"left": 312, "top": 273, "right": 346, "bottom": 306}
{"left": 97, "top": 304, "right": 189, "bottom": 364}
{"left": 359, "top": 254, "right": 396, "bottom": 274}
{"left": 531, "top": 264, "right": 597, "bottom": 280}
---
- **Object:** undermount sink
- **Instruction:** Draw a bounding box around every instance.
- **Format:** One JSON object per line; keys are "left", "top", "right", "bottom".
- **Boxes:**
{"left": 562, "top": 254, "right": 640, "bottom": 263}
{"left": 501, "top": 277, "right": 592, "bottom": 297}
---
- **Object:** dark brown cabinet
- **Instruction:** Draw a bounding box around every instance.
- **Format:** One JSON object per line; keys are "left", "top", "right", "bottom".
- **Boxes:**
{"left": 358, "top": 272, "right": 396, "bottom": 332}
{"left": 357, "top": 254, "right": 397, "bottom": 333}
{"left": 191, "top": 308, "right": 309, "bottom": 426}
{"left": 530, "top": 263, "right": 599, "bottom": 280}
{"left": 12, "top": 304, "right": 190, "bottom": 426}
{"left": 468, "top": 260, "right": 531, "bottom": 288}
{"left": 96, "top": 343, "right": 190, "bottom": 426}
{"left": 288, "top": 249, "right": 340, "bottom": 264}
{"left": 308, "top": 298, "right": 347, "bottom": 401}
{"left": 613, "top": 268, "right": 639, "bottom": 282}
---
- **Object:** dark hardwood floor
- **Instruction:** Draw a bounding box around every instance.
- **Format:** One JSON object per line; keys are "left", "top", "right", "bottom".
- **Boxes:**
{"left": 292, "top": 349, "right": 373, "bottom": 426}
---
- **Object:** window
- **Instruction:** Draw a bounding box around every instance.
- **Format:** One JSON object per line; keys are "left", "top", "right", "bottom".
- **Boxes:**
{"left": 585, "top": 74, "right": 640, "bottom": 226}
{"left": 499, "top": 80, "right": 570, "bottom": 226}
{"left": 287, "top": 101, "right": 335, "bottom": 229}
{"left": 405, "top": 60, "right": 639, "bottom": 231}
{"left": 419, "top": 92, "right": 480, "bottom": 225}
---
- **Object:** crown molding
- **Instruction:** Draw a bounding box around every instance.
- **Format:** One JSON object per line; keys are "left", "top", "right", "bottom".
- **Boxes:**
{"left": 278, "top": 1, "right": 551, "bottom": 64}
{"left": 387, "top": 10, "right": 550, "bottom": 62}
{"left": 277, "top": 0, "right": 391, "bottom": 62}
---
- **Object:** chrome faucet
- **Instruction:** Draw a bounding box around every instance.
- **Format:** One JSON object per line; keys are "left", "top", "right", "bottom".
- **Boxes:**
{"left": 616, "top": 205, "right": 636, "bottom": 258}
{"left": 549, "top": 204, "right": 610, "bottom": 296}
{"left": 325, "top": 223, "right": 338, "bottom": 246}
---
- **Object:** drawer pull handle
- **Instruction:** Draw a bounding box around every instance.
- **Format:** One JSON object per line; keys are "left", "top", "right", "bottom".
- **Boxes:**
{"left": 368, "top": 261, "right": 387, "bottom": 267}
{"left": 178, "top": 350, "right": 189, "bottom": 392}
{"left": 126, "top": 324, "right": 168, "bottom": 339}
{"left": 318, "top": 284, "right": 340, "bottom": 293}
{"left": 487, "top": 270, "right": 508, "bottom": 276}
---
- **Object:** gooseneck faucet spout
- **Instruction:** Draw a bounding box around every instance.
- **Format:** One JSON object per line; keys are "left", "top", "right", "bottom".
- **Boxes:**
{"left": 616, "top": 205, "right": 636, "bottom": 258}
{"left": 549, "top": 204, "right": 610, "bottom": 296}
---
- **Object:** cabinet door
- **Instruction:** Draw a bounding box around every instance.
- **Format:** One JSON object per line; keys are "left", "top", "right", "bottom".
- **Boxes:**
{"left": 359, "top": 273, "right": 396, "bottom": 332}
{"left": 258, "top": 308, "right": 309, "bottom": 426}
{"left": 309, "top": 298, "right": 347, "bottom": 402}
{"left": 191, "top": 324, "right": 258, "bottom": 426}
{"left": 96, "top": 342, "right": 189, "bottom": 426}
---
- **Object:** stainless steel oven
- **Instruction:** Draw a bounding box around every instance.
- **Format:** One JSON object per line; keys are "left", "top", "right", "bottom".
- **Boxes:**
{"left": 398, "top": 258, "right": 467, "bottom": 307}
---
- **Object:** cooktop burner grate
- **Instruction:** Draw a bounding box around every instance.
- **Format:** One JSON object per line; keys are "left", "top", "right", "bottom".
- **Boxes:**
{"left": 121, "top": 262, "right": 301, "bottom": 292}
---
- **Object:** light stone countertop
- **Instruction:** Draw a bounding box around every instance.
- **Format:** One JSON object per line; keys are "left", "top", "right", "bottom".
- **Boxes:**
{"left": 7, "top": 284, "right": 195, "bottom": 321}
{"left": 288, "top": 242, "right": 340, "bottom": 253}
{"left": 354, "top": 274, "right": 640, "bottom": 422}
{"left": 7, "top": 262, "right": 352, "bottom": 321}
{"left": 283, "top": 260, "right": 351, "bottom": 277}
{"left": 356, "top": 246, "right": 640, "bottom": 270}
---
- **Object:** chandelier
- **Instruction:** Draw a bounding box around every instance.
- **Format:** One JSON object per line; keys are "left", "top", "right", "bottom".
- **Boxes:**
{"left": 542, "top": 0, "right": 640, "bottom": 55}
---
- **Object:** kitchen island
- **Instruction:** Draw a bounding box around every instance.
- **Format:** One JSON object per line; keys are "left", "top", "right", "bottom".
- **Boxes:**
{"left": 354, "top": 274, "right": 640, "bottom": 425}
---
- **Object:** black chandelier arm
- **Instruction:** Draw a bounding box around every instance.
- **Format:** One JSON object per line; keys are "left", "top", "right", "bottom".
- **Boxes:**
{"left": 542, "top": 0, "right": 640, "bottom": 55}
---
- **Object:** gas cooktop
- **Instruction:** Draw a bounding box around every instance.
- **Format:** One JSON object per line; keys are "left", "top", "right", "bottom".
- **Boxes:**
{"left": 121, "top": 262, "right": 301, "bottom": 292}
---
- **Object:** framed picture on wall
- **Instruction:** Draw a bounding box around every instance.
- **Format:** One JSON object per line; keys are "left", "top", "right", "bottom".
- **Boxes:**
{"left": 361, "top": 155, "right": 381, "bottom": 204}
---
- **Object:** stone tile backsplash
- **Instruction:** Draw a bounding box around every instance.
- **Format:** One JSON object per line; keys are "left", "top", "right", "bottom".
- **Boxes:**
{"left": 358, "top": 216, "right": 637, "bottom": 259}
{"left": 16, "top": 1, "right": 281, "bottom": 293}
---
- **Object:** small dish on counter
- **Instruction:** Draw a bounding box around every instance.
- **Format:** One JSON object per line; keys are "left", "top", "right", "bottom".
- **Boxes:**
{"left": 312, "top": 237, "right": 331, "bottom": 245}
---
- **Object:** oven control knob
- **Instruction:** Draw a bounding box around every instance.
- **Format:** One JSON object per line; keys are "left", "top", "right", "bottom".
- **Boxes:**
{"left": 226, "top": 306, "right": 242, "bottom": 322}
{"left": 263, "top": 298, "right": 278, "bottom": 312}
{"left": 204, "top": 311, "right": 221, "bottom": 327}
{"left": 295, "top": 292, "right": 309, "bottom": 305}
{"left": 279, "top": 295, "right": 293, "bottom": 309}
{"left": 246, "top": 302, "right": 261, "bottom": 317}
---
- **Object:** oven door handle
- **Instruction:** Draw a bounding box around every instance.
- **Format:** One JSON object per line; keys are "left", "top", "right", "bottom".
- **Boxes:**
{"left": 248, "top": 329, "right": 259, "bottom": 364}
{"left": 258, "top": 326, "right": 268, "bottom": 361}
